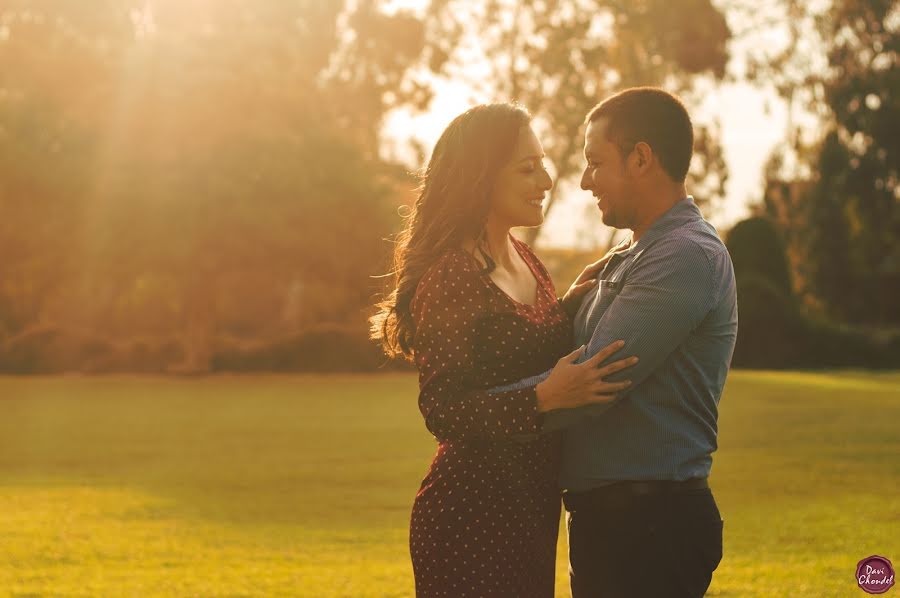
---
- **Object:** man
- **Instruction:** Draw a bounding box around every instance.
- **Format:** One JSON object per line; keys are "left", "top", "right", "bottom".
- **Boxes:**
{"left": 506, "top": 87, "right": 738, "bottom": 597}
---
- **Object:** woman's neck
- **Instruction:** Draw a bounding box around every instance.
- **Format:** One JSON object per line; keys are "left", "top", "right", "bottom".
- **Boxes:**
{"left": 463, "top": 220, "right": 516, "bottom": 270}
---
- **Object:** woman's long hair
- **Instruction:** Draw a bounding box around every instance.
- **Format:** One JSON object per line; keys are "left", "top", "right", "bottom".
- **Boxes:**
{"left": 370, "top": 103, "right": 531, "bottom": 360}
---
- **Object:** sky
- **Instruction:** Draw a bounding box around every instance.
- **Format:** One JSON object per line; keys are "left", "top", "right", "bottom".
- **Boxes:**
{"left": 384, "top": 80, "right": 790, "bottom": 249}
{"left": 379, "top": 0, "right": 801, "bottom": 249}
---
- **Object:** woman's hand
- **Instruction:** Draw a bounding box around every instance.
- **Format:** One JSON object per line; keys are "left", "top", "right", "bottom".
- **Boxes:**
{"left": 560, "top": 252, "right": 615, "bottom": 317}
{"left": 534, "top": 340, "right": 638, "bottom": 412}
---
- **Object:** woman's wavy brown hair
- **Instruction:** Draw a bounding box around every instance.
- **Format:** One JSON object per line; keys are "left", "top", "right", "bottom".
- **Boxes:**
{"left": 370, "top": 103, "right": 532, "bottom": 360}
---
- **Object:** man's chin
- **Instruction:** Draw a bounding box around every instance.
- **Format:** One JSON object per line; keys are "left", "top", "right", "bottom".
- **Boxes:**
{"left": 599, "top": 210, "right": 616, "bottom": 228}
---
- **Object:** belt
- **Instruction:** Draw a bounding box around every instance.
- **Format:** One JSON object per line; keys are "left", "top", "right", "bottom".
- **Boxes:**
{"left": 563, "top": 478, "right": 709, "bottom": 512}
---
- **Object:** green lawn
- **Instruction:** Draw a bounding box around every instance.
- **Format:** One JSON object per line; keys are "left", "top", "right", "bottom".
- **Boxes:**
{"left": 0, "top": 371, "right": 898, "bottom": 597}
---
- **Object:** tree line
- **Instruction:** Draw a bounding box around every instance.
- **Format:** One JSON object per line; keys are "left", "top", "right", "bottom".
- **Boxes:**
{"left": 0, "top": 0, "right": 895, "bottom": 373}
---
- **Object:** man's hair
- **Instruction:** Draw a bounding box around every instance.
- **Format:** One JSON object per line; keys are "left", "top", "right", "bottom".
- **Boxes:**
{"left": 586, "top": 87, "right": 693, "bottom": 182}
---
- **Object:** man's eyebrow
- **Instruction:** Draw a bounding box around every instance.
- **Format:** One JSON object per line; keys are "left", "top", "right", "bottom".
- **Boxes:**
{"left": 515, "top": 153, "right": 545, "bottom": 164}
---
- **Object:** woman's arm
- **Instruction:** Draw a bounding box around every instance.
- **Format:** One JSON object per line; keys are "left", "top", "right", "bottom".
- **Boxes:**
{"left": 412, "top": 253, "right": 546, "bottom": 442}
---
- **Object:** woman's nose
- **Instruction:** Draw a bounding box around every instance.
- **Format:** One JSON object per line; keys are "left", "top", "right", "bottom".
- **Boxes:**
{"left": 541, "top": 169, "right": 553, "bottom": 191}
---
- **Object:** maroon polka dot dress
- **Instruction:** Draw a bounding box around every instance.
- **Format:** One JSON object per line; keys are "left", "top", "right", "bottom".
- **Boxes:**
{"left": 408, "top": 236, "right": 573, "bottom": 598}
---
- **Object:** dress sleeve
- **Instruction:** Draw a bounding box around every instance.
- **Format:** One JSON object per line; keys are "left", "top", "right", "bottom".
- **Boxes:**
{"left": 411, "top": 252, "right": 543, "bottom": 443}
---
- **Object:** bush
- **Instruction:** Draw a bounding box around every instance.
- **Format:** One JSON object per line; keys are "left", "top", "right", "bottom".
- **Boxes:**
{"left": 0, "top": 323, "right": 414, "bottom": 374}
{"left": 0, "top": 326, "right": 186, "bottom": 374}
{"left": 732, "top": 275, "right": 900, "bottom": 369}
{"left": 0, "top": 325, "right": 112, "bottom": 374}
{"left": 89, "top": 338, "right": 186, "bottom": 373}
{"left": 725, "top": 215, "right": 900, "bottom": 369}
{"left": 732, "top": 275, "right": 809, "bottom": 368}
{"left": 212, "top": 324, "right": 408, "bottom": 373}
{"left": 726, "top": 216, "right": 793, "bottom": 295}
{"left": 801, "top": 319, "right": 900, "bottom": 369}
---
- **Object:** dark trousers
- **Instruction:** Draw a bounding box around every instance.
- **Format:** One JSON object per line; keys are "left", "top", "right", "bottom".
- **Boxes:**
{"left": 564, "top": 485, "right": 723, "bottom": 598}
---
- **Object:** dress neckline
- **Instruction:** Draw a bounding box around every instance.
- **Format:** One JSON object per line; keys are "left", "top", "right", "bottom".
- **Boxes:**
{"left": 460, "top": 236, "right": 543, "bottom": 308}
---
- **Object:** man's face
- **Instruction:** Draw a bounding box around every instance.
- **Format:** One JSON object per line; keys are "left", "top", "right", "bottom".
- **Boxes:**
{"left": 580, "top": 118, "right": 637, "bottom": 230}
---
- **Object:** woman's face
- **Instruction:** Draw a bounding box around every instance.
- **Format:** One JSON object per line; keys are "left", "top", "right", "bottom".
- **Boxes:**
{"left": 487, "top": 124, "right": 553, "bottom": 229}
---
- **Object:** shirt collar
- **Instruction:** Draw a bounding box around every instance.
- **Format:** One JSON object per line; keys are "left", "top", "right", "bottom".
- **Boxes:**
{"left": 622, "top": 196, "right": 701, "bottom": 252}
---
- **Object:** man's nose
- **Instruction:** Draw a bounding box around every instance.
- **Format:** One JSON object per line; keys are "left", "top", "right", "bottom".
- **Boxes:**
{"left": 580, "top": 169, "right": 592, "bottom": 190}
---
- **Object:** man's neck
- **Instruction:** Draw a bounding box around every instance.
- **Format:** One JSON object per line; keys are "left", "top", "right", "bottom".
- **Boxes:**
{"left": 631, "top": 184, "right": 687, "bottom": 241}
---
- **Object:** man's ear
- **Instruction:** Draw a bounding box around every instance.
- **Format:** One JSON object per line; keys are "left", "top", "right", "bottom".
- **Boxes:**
{"left": 631, "top": 142, "right": 653, "bottom": 174}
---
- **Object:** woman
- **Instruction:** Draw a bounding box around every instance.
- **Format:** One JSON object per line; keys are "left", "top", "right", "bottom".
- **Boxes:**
{"left": 371, "top": 104, "right": 635, "bottom": 597}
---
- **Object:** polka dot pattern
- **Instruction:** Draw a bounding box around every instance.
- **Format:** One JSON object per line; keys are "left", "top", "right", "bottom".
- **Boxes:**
{"left": 408, "top": 236, "right": 573, "bottom": 598}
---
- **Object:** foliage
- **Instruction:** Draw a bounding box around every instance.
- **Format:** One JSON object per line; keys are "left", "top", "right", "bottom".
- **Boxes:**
{"left": 726, "top": 217, "right": 793, "bottom": 296}
{"left": 744, "top": 0, "right": 900, "bottom": 325}
{"left": 212, "top": 323, "right": 404, "bottom": 373}
{"left": 0, "top": 1, "right": 426, "bottom": 372}
{"left": 726, "top": 215, "right": 900, "bottom": 368}
{"left": 416, "top": 0, "right": 732, "bottom": 243}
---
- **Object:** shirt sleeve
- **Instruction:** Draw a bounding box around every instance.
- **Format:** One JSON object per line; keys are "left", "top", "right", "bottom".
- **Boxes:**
{"left": 411, "top": 253, "right": 543, "bottom": 443}
{"left": 542, "top": 236, "right": 719, "bottom": 431}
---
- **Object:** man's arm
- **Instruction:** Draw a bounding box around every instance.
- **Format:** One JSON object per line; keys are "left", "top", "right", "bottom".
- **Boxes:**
{"left": 541, "top": 236, "right": 719, "bottom": 431}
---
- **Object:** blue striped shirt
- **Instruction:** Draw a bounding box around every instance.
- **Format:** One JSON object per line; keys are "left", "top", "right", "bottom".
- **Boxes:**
{"left": 502, "top": 198, "right": 738, "bottom": 491}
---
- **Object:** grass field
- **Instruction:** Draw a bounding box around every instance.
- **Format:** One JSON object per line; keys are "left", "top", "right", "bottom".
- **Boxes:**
{"left": 0, "top": 371, "right": 898, "bottom": 597}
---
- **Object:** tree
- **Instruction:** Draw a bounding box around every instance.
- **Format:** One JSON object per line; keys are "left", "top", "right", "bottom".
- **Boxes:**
{"left": 727, "top": 216, "right": 793, "bottom": 295}
{"left": 409, "top": 0, "right": 731, "bottom": 245}
{"left": 0, "top": 1, "right": 427, "bottom": 371}
{"left": 746, "top": 0, "right": 900, "bottom": 325}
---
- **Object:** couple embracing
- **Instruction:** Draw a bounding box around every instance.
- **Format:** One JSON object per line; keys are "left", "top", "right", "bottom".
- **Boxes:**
{"left": 371, "top": 87, "right": 738, "bottom": 598}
